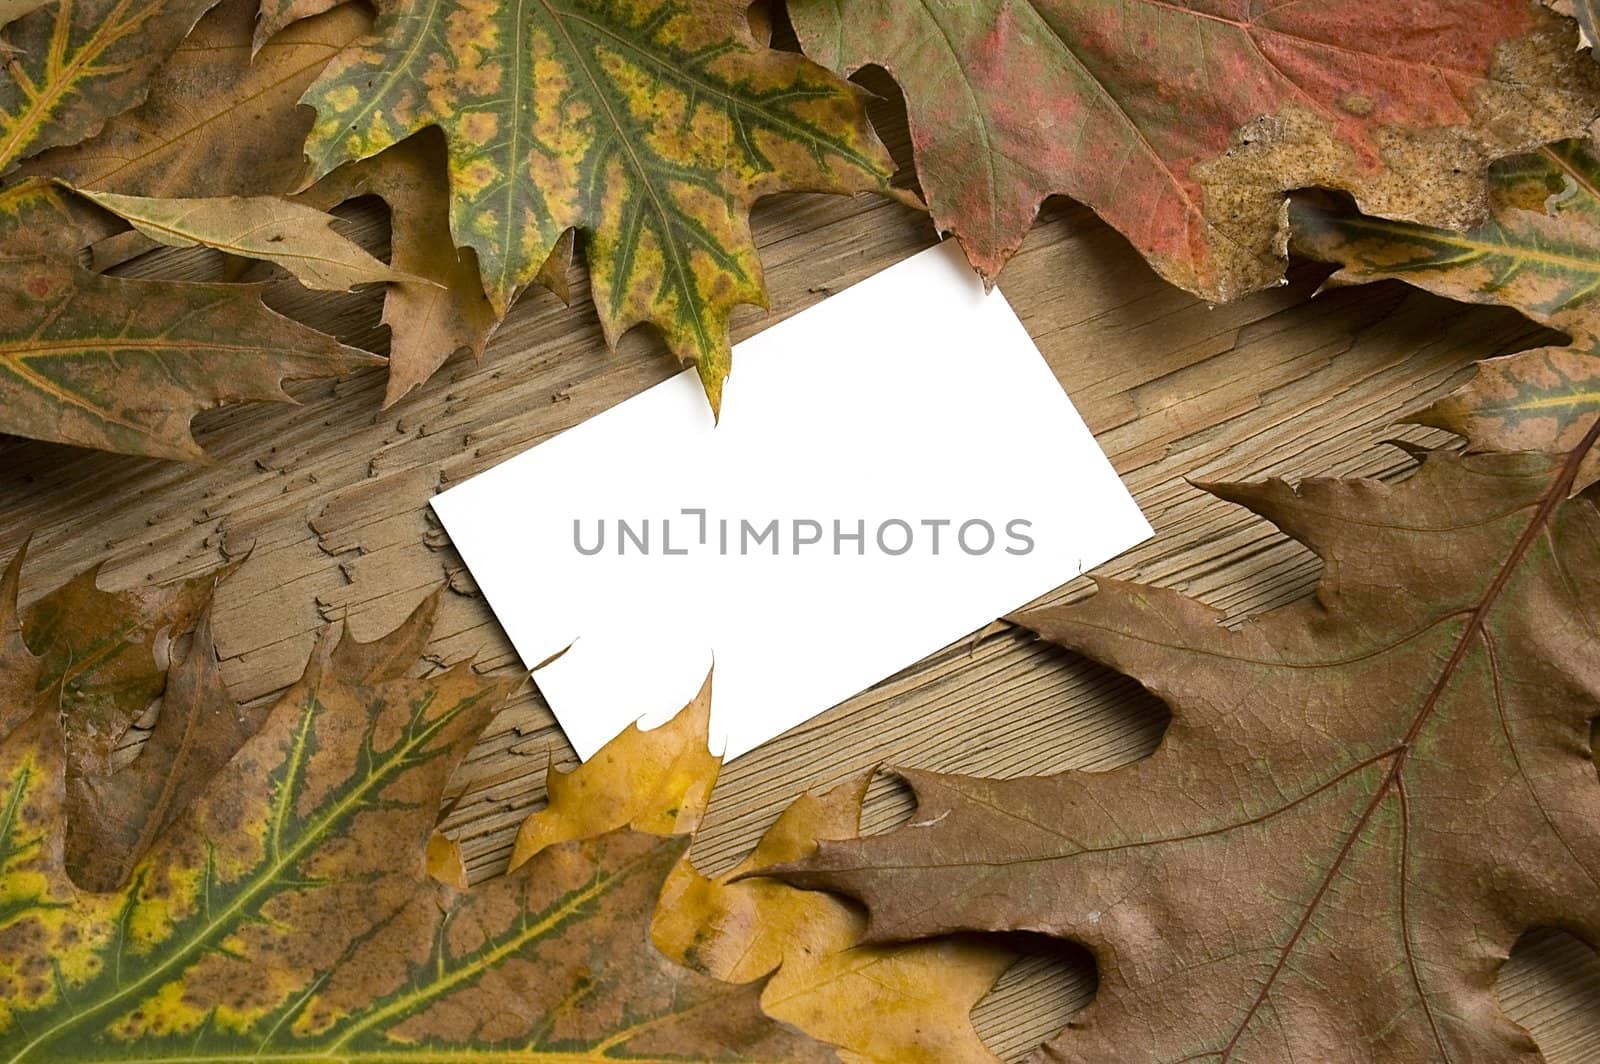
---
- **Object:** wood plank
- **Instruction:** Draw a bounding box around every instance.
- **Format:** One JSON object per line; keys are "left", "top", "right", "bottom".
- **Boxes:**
{"left": 2, "top": 181, "right": 1595, "bottom": 1058}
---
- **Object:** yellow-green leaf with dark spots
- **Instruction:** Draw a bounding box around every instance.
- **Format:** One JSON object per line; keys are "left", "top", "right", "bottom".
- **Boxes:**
{"left": 300, "top": 0, "right": 894, "bottom": 412}
{"left": 1293, "top": 139, "right": 1600, "bottom": 491}
{"left": 0, "top": 0, "right": 222, "bottom": 174}
{"left": 0, "top": 564, "right": 834, "bottom": 1064}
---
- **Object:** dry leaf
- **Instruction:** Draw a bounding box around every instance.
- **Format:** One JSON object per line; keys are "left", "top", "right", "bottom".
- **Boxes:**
{"left": 0, "top": 562, "right": 830, "bottom": 1064}
{"left": 0, "top": 252, "right": 378, "bottom": 459}
{"left": 299, "top": 133, "right": 503, "bottom": 407}
{"left": 511, "top": 685, "right": 1012, "bottom": 1064}
{"left": 782, "top": 439, "right": 1600, "bottom": 1062}
{"left": 16, "top": 0, "right": 369, "bottom": 196}
{"left": 299, "top": 0, "right": 895, "bottom": 412}
{"left": 656, "top": 773, "right": 1015, "bottom": 1064}
{"left": 0, "top": 0, "right": 48, "bottom": 30}
{"left": 70, "top": 186, "right": 410, "bottom": 291}
{"left": 1295, "top": 138, "right": 1600, "bottom": 490}
{"left": 0, "top": 0, "right": 221, "bottom": 173}
{"left": 787, "top": 0, "right": 1600, "bottom": 301}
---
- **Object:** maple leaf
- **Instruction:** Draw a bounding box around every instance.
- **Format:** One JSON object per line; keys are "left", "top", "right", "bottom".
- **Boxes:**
{"left": 0, "top": 561, "right": 832, "bottom": 1064}
{"left": 510, "top": 683, "right": 1014, "bottom": 1064}
{"left": 1294, "top": 138, "right": 1600, "bottom": 491}
{"left": 16, "top": 0, "right": 370, "bottom": 198}
{"left": 0, "top": 0, "right": 222, "bottom": 174}
{"left": 787, "top": 0, "right": 1600, "bottom": 302}
{"left": 779, "top": 436, "right": 1600, "bottom": 1062}
{"left": 298, "top": 0, "right": 895, "bottom": 412}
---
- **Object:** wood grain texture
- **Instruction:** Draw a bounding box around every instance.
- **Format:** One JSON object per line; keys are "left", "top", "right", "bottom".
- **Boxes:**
{"left": 2, "top": 184, "right": 1597, "bottom": 1058}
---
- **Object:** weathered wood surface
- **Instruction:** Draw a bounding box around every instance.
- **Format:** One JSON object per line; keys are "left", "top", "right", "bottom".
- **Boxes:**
{"left": 4, "top": 183, "right": 1599, "bottom": 1058}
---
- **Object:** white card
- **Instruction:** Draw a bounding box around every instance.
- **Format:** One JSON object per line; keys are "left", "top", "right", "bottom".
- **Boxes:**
{"left": 432, "top": 242, "right": 1151, "bottom": 760}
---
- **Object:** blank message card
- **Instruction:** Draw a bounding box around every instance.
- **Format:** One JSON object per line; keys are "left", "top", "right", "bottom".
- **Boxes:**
{"left": 432, "top": 242, "right": 1151, "bottom": 759}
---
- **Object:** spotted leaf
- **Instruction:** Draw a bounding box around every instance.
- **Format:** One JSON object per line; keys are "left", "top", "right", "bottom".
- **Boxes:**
{"left": 300, "top": 0, "right": 894, "bottom": 411}
{"left": 0, "top": 566, "right": 832, "bottom": 1064}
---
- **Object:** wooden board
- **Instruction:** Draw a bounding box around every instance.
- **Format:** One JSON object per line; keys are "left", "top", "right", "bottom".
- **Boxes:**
{"left": 4, "top": 182, "right": 1599, "bottom": 1058}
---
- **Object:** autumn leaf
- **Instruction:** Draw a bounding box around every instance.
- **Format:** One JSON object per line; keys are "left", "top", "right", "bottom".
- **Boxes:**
{"left": 66, "top": 185, "right": 414, "bottom": 291}
{"left": 299, "top": 133, "right": 507, "bottom": 407}
{"left": 1294, "top": 139, "right": 1600, "bottom": 490}
{"left": 780, "top": 437, "right": 1600, "bottom": 1061}
{"left": 787, "top": 0, "right": 1600, "bottom": 302}
{"left": 655, "top": 774, "right": 1015, "bottom": 1064}
{"left": 0, "top": 0, "right": 222, "bottom": 174}
{"left": 16, "top": 0, "right": 370, "bottom": 198}
{"left": 299, "top": 0, "right": 895, "bottom": 412}
{"left": 510, "top": 683, "right": 1013, "bottom": 1064}
{"left": 0, "top": 0, "right": 47, "bottom": 31}
{"left": 0, "top": 563, "right": 832, "bottom": 1064}
{"left": 0, "top": 249, "right": 379, "bottom": 459}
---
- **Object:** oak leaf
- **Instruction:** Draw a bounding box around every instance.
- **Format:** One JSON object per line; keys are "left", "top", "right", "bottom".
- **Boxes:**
{"left": 787, "top": 0, "right": 1600, "bottom": 301}
{"left": 1294, "top": 138, "right": 1600, "bottom": 490}
{"left": 781, "top": 441, "right": 1600, "bottom": 1062}
{"left": 299, "top": 0, "right": 895, "bottom": 412}
{"left": 510, "top": 685, "right": 1014, "bottom": 1064}
{"left": 0, "top": 562, "right": 831, "bottom": 1064}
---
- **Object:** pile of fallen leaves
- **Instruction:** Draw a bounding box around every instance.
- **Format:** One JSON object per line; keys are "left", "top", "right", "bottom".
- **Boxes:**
{"left": 6, "top": 0, "right": 1600, "bottom": 458}
{"left": 0, "top": 548, "right": 1011, "bottom": 1062}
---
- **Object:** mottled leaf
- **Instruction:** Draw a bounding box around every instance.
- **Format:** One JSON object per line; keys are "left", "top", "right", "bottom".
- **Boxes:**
{"left": 0, "top": 563, "right": 829, "bottom": 1064}
{"left": 300, "top": 133, "right": 502, "bottom": 406}
{"left": 1294, "top": 139, "right": 1600, "bottom": 489}
{"left": 65, "top": 589, "right": 444, "bottom": 894}
{"left": 18, "top": 0, "right": 370, "bottom": 197}
{"left": 0, "top": 255, "right": 378, "bottom": 459}
{"left": 788, "top": 0, "right": 1600, "bottom": 301}
{"left": 69, "top": 185, "right": 408, "bottom": 291}
{"left": 0, "top": 0, "right": 221, "bottom": 173}
{"left": 300, "top": 0, "right": 894, "bottom": 411}
{"left": 510, "top": 687, "right": 1012, "bottom": 1064}
{"left": 782, "top": 441, "right": 1600, "bottom": 1062}
{"left": 657, "top": 774, "right": 1015, "bottom": 1064}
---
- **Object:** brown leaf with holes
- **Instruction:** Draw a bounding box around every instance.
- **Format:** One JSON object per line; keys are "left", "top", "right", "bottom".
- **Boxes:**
{"left": 781, "top": 440, "right": 1600, "bottom": 1062}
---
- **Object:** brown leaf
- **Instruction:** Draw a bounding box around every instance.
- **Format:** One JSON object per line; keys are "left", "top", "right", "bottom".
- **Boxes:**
{"left": 781, "top": 438, "right": 1600, "bottom": 1061}
{"left": 65, "top": 589, "right": 445, "bottom": 894}
{"left": 300, "top": 133, "right": 502, "bottom": 407}
{"left": 788, "top": 0, "right": 1600, "bottom": 300}
{"left": 18, "top": 0, "right": 370, "bottom": 197}
{"left": 21, "top": 553, "right": 236, "bottom": 775}
{"left": 69, "top": 185, "right": 411, "bottom": 291}
{"left": 0, "top": 254, "right": 379, "bottom": 459}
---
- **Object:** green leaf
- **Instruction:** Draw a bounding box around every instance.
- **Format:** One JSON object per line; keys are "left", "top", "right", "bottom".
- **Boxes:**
{"left": 300, "top": 0, "right": 894, "bottom": 411}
